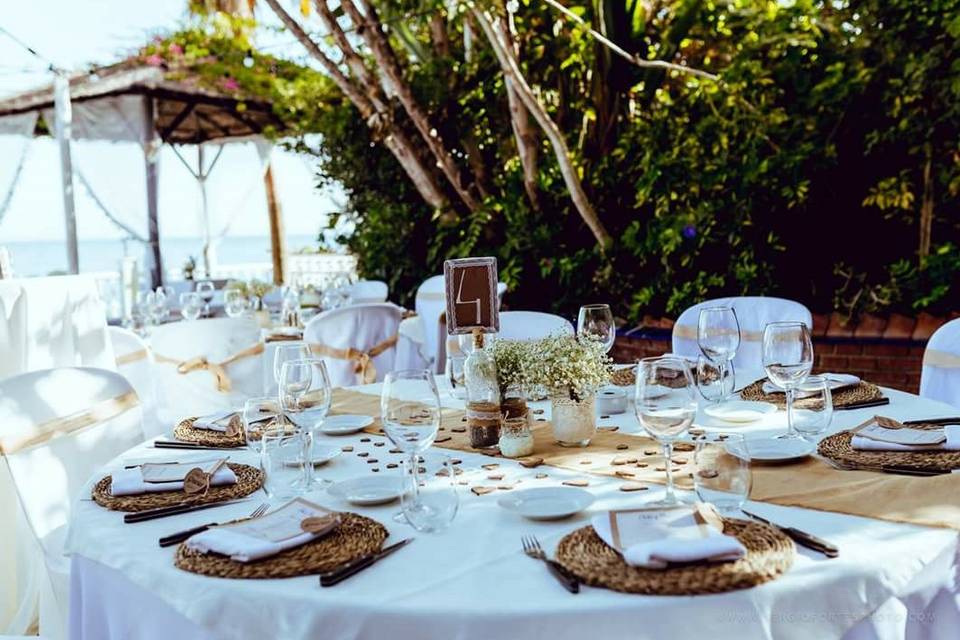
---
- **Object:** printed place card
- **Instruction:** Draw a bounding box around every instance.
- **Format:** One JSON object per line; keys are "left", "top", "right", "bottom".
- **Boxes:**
{"left": 218, "top": 498, "right": 338, "bottom": 543}
{"left": 605, "top": 506, "right": 713, "bottom": 551}
{"left": 853, "top": 416, "right": 946, "bottom": 446}
{"left": 141, "top": 458, "right": 227, "bottom": 483}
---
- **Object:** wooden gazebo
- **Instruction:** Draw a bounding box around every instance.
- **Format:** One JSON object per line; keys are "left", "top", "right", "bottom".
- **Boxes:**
{"left": 0, "top": 60, "right": 288, "bottom": 287}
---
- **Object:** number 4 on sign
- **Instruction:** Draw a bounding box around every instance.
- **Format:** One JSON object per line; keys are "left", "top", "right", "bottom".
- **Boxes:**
{"left": 456, "top": 272, "right": 481, "bottom": 325}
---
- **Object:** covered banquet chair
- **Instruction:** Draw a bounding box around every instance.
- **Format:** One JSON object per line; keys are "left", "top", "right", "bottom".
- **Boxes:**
{"left": 920, "top": 318, "right": 960, "bottom": 408}
{"left": 348, "top": 280, "right": 389, "bottom": 304}
{"left": 0, "top": 367, "right": 144, "bottom": 639}
{"left": 108, "top": 326, "right": 160, "bottom": 437}
{"left": 303, "top": 303, "right": 403, "bottom": 387}
{"left": 496, "top": 311, "right": 574, "bottom": 341}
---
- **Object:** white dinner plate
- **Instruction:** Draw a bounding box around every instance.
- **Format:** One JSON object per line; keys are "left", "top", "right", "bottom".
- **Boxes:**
{"left": 497, "top": 487, "right": 595, "bottom": 520}
{"left": 284, "top": 445, "right": 341, "bottom": 467}
{"left": 321, "top": 414, "right": 373, "bottom": 435}
{"left": 327, "top": 476, "right": 400, "bottom": 506}
{"left": 704, "top": 401, "right": 777, "bottom": 423}
{"left": 748, "top": 438, "right": 815, "bottom": 463}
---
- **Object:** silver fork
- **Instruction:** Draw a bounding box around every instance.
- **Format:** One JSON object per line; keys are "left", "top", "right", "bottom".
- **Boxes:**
{"left": 158, "top": 502, "right": 269, "bottom": 548}
{"left": 521, "top": 535, "right": 580, "bottom": 593}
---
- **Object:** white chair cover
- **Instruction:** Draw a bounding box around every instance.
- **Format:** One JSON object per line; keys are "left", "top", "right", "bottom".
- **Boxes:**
{"left": 394, "top": 315, "right": 431, "bottom": 372}
{"left": 497, "top": 311, "right": 574, "bottom": 341}
{"left": 108, "top": 327, "right": 161, "bottom": 437}
{"left": 150, "top": 318, "right": 263, "bottom": 424}
{"left": 0, "top": 276, "right": 115, "bottom": 380}
{"left": 0, "top": 367, "right": 144, "bottom": 639}
{"left": 303, "top": 303, "right": 403, "bottom": 387}
{"left": 349, "top": 280, "right": 389, "bottom": 304}
{"left": 920, "top": 318, "right": 960, "bottom": 408}
{"left": 672, "top": 296, "right": 812, "bottom": 378}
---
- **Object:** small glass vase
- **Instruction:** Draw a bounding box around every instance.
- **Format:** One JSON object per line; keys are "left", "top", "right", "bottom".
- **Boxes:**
{"left": 499, "top": 416, "right": 535, "bottom": 458}
{"left": 550, "top": 394, "right": 597, "bottom": 447}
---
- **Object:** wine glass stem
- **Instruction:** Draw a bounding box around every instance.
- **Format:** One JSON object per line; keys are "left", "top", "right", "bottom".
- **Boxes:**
{"left": 785, "top": 388, "right": 796, "bottom": 438}
{"left": 662, "top": 442, "right": 676, "bottom": 502}
{"left": 718, "top": 360, "right": 728, "bottom": 403}
{"left": 409, "top": 452, "right": 421, "bottom": 504}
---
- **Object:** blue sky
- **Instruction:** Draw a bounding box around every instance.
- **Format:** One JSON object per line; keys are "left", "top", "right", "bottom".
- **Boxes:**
{"left": 0, "top": 0, "right": 338, "bottom": 242}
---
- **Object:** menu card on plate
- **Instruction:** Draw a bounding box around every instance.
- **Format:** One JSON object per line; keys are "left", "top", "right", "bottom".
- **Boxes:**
{"left": 604, "top": 505, "right": 722, "bottom": 551}
{"left": 852, "top": 416, "right": 946, "bottom": 447}
{"left": 141, "top": 458, "right": 227, "bottom": 484}
{"left": 217, "top": 498, "right": 339, "bottom": 543}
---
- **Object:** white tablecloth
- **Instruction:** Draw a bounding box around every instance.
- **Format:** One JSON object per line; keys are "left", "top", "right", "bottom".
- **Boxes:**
{"left": 65, "top": 386, "right": 960, "bottom": 640}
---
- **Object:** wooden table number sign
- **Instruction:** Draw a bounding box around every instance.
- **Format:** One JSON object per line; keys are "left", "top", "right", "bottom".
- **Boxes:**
{"left": 443, "top": 257, "right": 500, "bottom": 335}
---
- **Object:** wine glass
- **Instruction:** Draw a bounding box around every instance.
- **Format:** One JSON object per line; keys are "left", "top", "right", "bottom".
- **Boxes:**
{"left": 281, "top": 358, "right": 332, "bottom": 487}
{"left": 695, "top": 355, "right": 734, "bottom": 403}
{"left": 279, "top": 359, "right": 315, "bottom": 488}
{"left": 151, "top": 287, "right": 169, "bottom": 324}
{"left": 196, "top": 280, "right": 215, "bottom": 317}
{"left": 224, "top": 289, "right": 249, "bottom": 318}
{"left": 273, "top": 343, "right": 310, "bottom": 392}
{"left": 381, "top": 369, "right": 441, "bottom": 523}
{"left": 179, "top": 292, "right": 203, "bottom": 321}
{"left": 577, "top": 304, "right": 616, "bottom": 353}
{"left": 697, "top": 307, "right": 740, "bottom": 403}
{"left": 762, "top": 322, "right": 814, "bottom": 440}
{"left": 635, "top": 356, "right": 698, "bottom": 506}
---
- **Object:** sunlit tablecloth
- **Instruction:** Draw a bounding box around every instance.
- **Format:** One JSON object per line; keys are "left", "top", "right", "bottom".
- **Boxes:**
{"left": 65, "top": 385, "right": 960, "bottom": 640}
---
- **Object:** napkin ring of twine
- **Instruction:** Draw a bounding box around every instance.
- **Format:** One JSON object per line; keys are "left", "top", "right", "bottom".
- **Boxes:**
{"left": 309, "top": 334, "right": 399, "bottom": 384}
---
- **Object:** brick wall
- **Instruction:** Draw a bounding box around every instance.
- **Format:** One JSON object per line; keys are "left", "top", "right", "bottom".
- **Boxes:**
{"left": 612, "top": 327, "right": 928, "bottom": 394}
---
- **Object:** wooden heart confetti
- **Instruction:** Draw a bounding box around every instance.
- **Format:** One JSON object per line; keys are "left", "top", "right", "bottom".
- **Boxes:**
{"left": 673, "top": 443, "right": 695, "bottom": 452}
{"left": 598, "top": 425, "right": 619, "bottom": 432}
{"left": 535, "top": 473, "right": 549, "bottom": 479}
{"left": 481, "top": 463, "right": 500, "bottom": 470}
{"left": 614, "top": 470, "right": 635, "bottom": 479}
{"left": 341, "top": 446, "right": 354, "bottom": 452}
{"left": 518, "top": 457, "right": 543, "bottom": 468}
{"left": 487, "top": 473, "right": 504, "bottom": 481}
{"left": 300, "top": 514, "right": 338, "bottom": 533}
{"left": 619, "top": 482, "right": 648, "bottom": 492}
{"left": 562, "top": 479, "right": 589, "bottom": 487}
{"left": 616, "top": 444, "right": 629, "bottom": 450}
{"left": 471, "top": 486, "right": 496, "bottom": 496}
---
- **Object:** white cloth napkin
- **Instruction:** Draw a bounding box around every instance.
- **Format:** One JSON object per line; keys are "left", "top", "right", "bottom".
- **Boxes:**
{"left": 852, "top": 425, "right": 960, "bottom": 452}
{"left": 192, "top": 410, "right": 237, "bottom": 432}
{"left": 185, "top": 528, "right": 319, "bottom": 563}
{"left": 110, "top": 465, "right": 237, "bottom": 496}
{"left": 763, "top": 373, "right": 859, "bottom": 395}
{"left": 590, "top": 511, "right": 746, "bottom": 570}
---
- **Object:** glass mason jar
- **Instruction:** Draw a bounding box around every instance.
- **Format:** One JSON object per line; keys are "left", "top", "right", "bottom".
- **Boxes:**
{"left": 499, "top": 416, "right": 535, "bottom": 458}
{"left": 464, "top": 331, "right": 501, "bottom": 448}
{"left": 551, "top": 393, "right": 597, "bottom": 447}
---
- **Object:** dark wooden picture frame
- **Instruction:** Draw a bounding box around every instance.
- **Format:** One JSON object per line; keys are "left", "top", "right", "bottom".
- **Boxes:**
{"left": 443, "top": 257, "right": 500, "bottom": 335}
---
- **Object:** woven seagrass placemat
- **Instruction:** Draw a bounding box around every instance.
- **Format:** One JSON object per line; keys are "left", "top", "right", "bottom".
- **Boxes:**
{"left": 740, "top": 379, "right": 883, "bottom": 409}
{"left": 174, "top": 512, "right": 388, "bottom": 579}
{"left": 91, "top": 463, "right": 263, "bottom": 512}
{"left": 174, "top": 416, "right": 246, "bottom": 447}
{"left": 818, "top": 423, "right": 960, "bottom": 473}
{"left": 555, "top": 518, "right": 794, "bottom": 595}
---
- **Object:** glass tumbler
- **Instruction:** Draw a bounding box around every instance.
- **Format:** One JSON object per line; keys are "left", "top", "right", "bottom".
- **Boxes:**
{"left": 792, "top": 375, "right": 834, "bottom": 438}
{"left": 693, "top": 433, "right": 752, "bottom": 512}
{"left": 400, "top": 452, "right": 459, "bottom": 533}
{"left": 260, "top": 428, "right": 310, "bottom": 500}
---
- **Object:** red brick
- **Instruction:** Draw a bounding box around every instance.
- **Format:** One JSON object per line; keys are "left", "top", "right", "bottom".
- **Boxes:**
{"left": 883, "top": 314, "right": 916, "bottom": 340}
{"left": 826, "top": 312, "right": 855, "bottom": 338}
{"left": 854, "top": 313, "right": 887, "bottom": 338}
{"left": 812, "top": 339, "right": 838, "bottom": 354}
{"left": 908, "top": 345, "right": 927, "bottom": 357}
{"left": 847, "top": 355, "right": 879, "bottom": 371}
{"left": 812, "top": 313, "right": 830, "bottom": 337}
{"left": 817, "top": 354, "right": 849, "bottom": 369}
{"left": 868, "top": 343, "right": 911, "bottom": 357}
{"left": 835, "top": 343, "right": 863, "bottom": 355}
{"left": 912, "top": 313, "right": 946, "bottom": 341}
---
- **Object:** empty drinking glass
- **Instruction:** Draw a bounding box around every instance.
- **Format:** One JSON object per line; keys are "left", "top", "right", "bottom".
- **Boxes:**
{"left": 694, "top": 433, "right": 752, "bottom": 512}
{"left": 635, "top": 356, "right": 698, "bottom": 506}
{"left": 400, "top": 452, "right": 459, "bottom": 533}
{"left": 196, "top": 280, "right": 215, "bottom": 317}
{"left": 260, "top": 427, "right": 309, "bottom": 500}
{"left": 577, "top": 304, "right": 616, "bottom": 353}
{"left": 180, "top": 292, "right": 204, "bottom": 321}
{"left": 274, "top": 343, "right": 310, "bottom": 390}
{"left": 224, "top": 289, "right": 249, "bottom": 318}
{"left": 695, "top": 355, "right": 735, "bottom": 403}
{"left": 243, "top": 396, "right": 279, "bottom": 453}
{"left": 762, "top": 322, "right": 814, "bottom": 440}
{"left": 444, "top": 354, "right": 467, "bottom": 400}
{"left": 281, "top": 358, "right": 333, "bottom": 487}
{"left": 697, "top": 307, "right": 740, "bottom": 402}
{"left": 792, "top": 375, "right": 834, "bottom": 438}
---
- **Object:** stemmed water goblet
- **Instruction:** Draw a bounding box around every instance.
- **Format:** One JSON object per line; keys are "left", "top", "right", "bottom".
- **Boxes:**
{"left": 577, "top": 304, "right": 616, "bottom": 353}
{"left": 280, "top": 358, "right": 332, "bottom": 488}
{"left": 381, "top": 369, "right": 441, "bottom": 524}
{"left": 196, "top": 280, "right": 215, "bottom": 317}
{"left": 635, "top": 356, "right": 698, "bottom": 507}
{"left": 762, "top": 322, "right": 814, "bottom": 440}
{"left": 697, "top": 306, "right": 740, "bottom": 403}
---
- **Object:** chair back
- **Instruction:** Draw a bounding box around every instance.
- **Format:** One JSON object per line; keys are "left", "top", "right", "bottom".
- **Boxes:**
{"left": 108, "top": 326, "right": 161, "bottom": 436}
{"left": 414, "top": 275, "right": 446, "bottom": 372}
{"left": 920, "top": 318, "right": 960, "bottom": 408}
{"left": 350, "top": 280, "right": 389, "bottom": 304}
{"left": 150, "top": 317, "right": 263, "bottom": 421}
{"left": 497, "top": 311, "right": 574, "bottom": 341}
{"left": 303, "top": 303, "right": 403, "bottom": 387}
{"left": 672, "top": 297, "right": 812, "bottom": 376}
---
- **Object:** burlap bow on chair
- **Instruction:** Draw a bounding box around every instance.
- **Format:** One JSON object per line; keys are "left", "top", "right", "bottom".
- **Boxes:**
{"left": 155, "top": 342, "right": 265, "bottom": 393}
{"left": 309, "top": 334, "right": 399, "bottom": 384}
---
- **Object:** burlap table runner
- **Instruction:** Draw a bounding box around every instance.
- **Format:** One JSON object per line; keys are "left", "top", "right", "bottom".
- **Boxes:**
{"left": 329, "top": 389, "right": 960, "bottom": 530}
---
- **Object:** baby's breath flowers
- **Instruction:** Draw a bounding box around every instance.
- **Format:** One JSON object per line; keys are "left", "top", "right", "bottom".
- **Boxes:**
{"left": 529, "top": 334, "right": 612, "bottom": 401}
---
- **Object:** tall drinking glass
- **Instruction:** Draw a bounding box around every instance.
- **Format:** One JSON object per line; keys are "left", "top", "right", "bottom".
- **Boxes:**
{"left": 273, "top": 343, "right": 310, "bottom": 391}
{"left": 196, "top": 280, "right": 215, "bottom": 317}
{"left": 635, "top": 356, "right": 698, "bottom": 506}
{"left": 224, "top": 289, "right": 249, "bottom": 318}
{"left": 282, "top": 358, "right": 333, "bottom": 487}
{"left": 279, "top": 359, "right": 316, "bottom": 487}
{"left": 762, "top": 322, "right": 814, "bottom": 440}
{"left": 179, "top": 292, "right": 203, "bottom": 321}
{"left": 577, "top": 304, "right": 616, "bottom": 352}
{"left": 697, "top": 307, "right": 740, "bottom": 403}
{"left": 381, "top": 369, "right": 441, "bottom": 523}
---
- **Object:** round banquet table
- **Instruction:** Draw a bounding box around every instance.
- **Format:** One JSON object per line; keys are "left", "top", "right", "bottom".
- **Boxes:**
{"left": 65, "top": 382, "right": 960, "bottom": 640}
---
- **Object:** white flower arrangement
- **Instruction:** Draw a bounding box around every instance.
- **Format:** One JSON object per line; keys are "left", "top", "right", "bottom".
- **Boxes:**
{"left": 490, "top": 339, "right": 536, "bottom": 394}
{"left": 528, "top": 334, "right": 612, "bottom": 401}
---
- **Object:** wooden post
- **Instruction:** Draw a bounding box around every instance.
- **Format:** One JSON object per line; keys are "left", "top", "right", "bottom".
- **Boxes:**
{"left": 53, "top": 74, "right": 79, "bottom": 274}
{"left": 264, "top": 161, "right": 285, "bottom": 285}
{"left": 143, "top": 97, "right": 163, "bottom": 288}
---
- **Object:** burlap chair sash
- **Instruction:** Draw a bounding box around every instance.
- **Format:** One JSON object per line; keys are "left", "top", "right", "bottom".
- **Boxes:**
{"left": 923, "top": 348, "right": 960, "bottom": 369}
{"left": 154, "top": 342, "right": 265, "bottom": 392}
{"left": 309, "top": 334, "right": 399, "bottom": 384}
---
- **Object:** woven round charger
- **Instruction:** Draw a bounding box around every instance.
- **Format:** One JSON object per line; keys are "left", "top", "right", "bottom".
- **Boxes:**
{"left": 740, "top": 379, "right": 883, "bottom": 409}
{"left": 555, "top": 519, "right": 794, "bottom": 595}
{"left": 91, "top": 463, "right": 263, "bottom": 512}
{"left": 174, "top": 416, "right": 246, "bottom": 447}
{"left": 174, "top": 512, "right": 389, "bottom": 579}
{"left": 818, "top": 422, "right": 960, "bottom": 473}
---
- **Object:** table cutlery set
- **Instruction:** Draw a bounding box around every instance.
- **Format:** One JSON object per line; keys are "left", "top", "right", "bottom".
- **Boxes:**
{"left": 741, "top": 510, "right": 838, "bottom": 558}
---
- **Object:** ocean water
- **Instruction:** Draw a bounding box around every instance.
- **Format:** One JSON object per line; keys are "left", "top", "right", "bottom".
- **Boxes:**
{"left": 3, "top": 235, "right": 319, "bottom": 277}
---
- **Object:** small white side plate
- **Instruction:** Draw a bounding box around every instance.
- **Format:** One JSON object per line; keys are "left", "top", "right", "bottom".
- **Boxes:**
{"left": 748, "top": 438, "right": 815, "bottom": 462}
{"left": 285, "top": 445, "right": 341, "bottom": 467}
{"left": 321, "top": 414, "right": 374, "bottom": 435}
{"left": 498, "top": 487, "right": 595, "bottom": 520}
{"left": 704, "top": 401, "right": 777, "bottom": 423}
{"left": 328, "top": 476, "right": 400, "bottom": 506}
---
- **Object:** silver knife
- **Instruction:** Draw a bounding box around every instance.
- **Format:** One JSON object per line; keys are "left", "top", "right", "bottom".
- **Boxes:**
{"left": 319, "top": 538, "right": 413, "bottom": 586}
{"left": 742, "top": 510, "right": 839, "bottom": 558}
